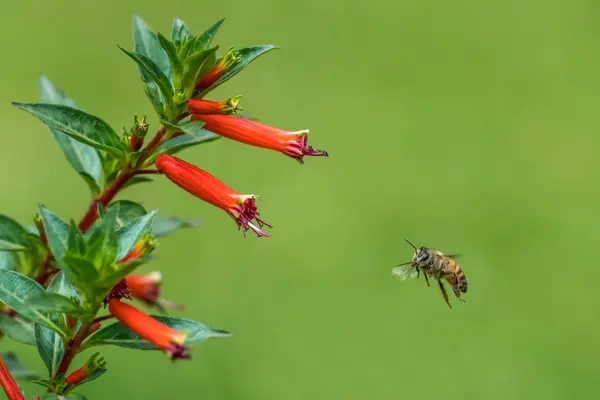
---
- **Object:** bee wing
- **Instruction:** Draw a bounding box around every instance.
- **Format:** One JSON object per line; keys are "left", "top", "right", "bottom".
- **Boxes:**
{"left": 392, "top": 264, "right": 419, "bottom": 281}
{"left": 444, "top": 254, "right": 461, "bottom": 260}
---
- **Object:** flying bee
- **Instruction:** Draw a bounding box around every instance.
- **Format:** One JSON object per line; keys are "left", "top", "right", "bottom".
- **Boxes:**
{"left": 393, "top": 239, "right": 467, "bottom": 308}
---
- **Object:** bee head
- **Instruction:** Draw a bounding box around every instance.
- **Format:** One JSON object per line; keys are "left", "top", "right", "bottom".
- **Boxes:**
{"left": 405, "top": 239, "right": 430, "bottom": 267}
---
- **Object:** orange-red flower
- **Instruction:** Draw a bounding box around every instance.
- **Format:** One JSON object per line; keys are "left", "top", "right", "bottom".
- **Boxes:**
{"left": 190, "top": 114, "right": 328, "bottom": 164}
{"left": 125, "top": 272, "right": 185, "bottom": 312}
{"left": 187, "top": 96, "right": 242, "bottom": 115}
{"left": 0, "top": 353, "right": 24, "bottom": 400}
{"left": 155, "top": 154, "right": 271, "bottom": 237}
{"left": 195, "top": 47, "right": 241, "bottom": 90}
{"left": 108, "top": 299, "right": 189, "bottom": 360}
{"left": 65, "top": 353, "right": 106, "bottom": 386}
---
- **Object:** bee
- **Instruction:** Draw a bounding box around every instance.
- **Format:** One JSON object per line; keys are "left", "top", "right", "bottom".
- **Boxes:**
{"left": 394, "top": 239, "right": 467, "bottom": 308}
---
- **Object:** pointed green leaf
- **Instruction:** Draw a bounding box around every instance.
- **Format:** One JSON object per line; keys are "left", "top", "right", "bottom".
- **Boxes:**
{"left": 194, "top": 18, "right": 225, "bottom": 51}
{"left": 152, "top": 217, "right": 201, "bottom": 238}
{"left": 132, "top": 15, "right": 171, "bottom": 82}
{"left": 116, "top": 210, "right": 157, "bottom": 260}
{"left": 182, "top": 47, "right": 217, "bottom": 95}
{"left": 35, "top": 323, "right": 64, "bottom": 377}
{"left": 0, "top": 314, "right": 36, "bottom": 345}
{"left": 104, "top": 200, "right": 148, "bottom": 229}
{"left": 12, "top": 103, "right": 126, "bottom": 157}
{"left": 86, "top": 207, "right": 118, "bottom": 266}
{"left": 0, "top": 251, "right": 17, "bottom": 270}
{"left": 171, "top": 18, "right": 192, "bottom": 46}
{"left": 67, "top": 222, "right": 86, "bottom": 256}
{"left": 148, "top": 119, "right": 219, "bottom": 163}
{"left": 200, "top": 45, "right": 278, "bottom": 95}
{"left": 38, "top": 206, "right": 69, "bottom": 259}
{"left": 47, "top": 271, "right": 79, "bottom": 304}
{"left": 84, "top": 316, "right": 230, "bottom": 349}
{"left": 38, "top": 75, "right": 102, "bottom": 193}
{"left": 72, "top": 367, "right": 107, "bottom": 387}
{"left": 24, "top": 293, "right": 81, "bottom": 315}
{"left": 0, "top": 215, "right": 30, "bottom": 252}
{"left": 119, "top": 47, "right": 174, "bottom": 108}
{"left": 58, "top": 254, "right": 99, "bottom": 297}
{"left": 0, "top": 270, "right": 66, "bottom": 336}
{"left": 0, "top": 352, "right": 40, "bottom": 380}
{"left": 158, "top": 33, "right": 183, "bottom": 84}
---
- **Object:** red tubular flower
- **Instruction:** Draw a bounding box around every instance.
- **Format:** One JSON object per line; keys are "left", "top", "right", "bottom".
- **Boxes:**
{"left": 117, "top": 234, "right": 155, "bottom": 264}
{"left": 125, "top": 272, "right": 185, "bottom": 312}
{"left": 108, "top": 299, "right": 190, "bottom": 360}
{"left": 195, "top": 47, "right": 241, "bottom": 90}
{"left": 65, "top": 352, "right": 106, "bottom": 386}
{"left": 190, "top": 114, "right": 328, "bottom": 164}
{"left": 187, "top": 96, "right": 242, "bottom": 115}
{"left": 155, "top": 154, "right": 271, "bottom": 237}
{"left": 0, "top": 354, "right": 24, "bottom": 400}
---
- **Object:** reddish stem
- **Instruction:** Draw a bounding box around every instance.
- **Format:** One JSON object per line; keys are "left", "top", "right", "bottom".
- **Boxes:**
{"left": 0, "top": 354, "right": 24, "bottom": 400}
{"left": 135, "top": 169, "right": 162, "bottom": 175}
{"left": 54, "top": 321, "right": 91, "bottom": 379}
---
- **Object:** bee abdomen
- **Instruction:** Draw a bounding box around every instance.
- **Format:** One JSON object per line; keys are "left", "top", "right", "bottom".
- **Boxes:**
{"left": 456, "top": 269, "right": 468, "bottom": 293}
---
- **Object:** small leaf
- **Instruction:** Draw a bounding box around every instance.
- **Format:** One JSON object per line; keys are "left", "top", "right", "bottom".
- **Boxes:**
{"left": 35, "top": 323, "right": 65, "bottom": 377}
{"left": 38, "top": 206, "right": 69, "bottom": 259}
{"left": 67, "top": 222, "right": 86, "bottom": 256}
{"left": 86, "top": 208, "right": 118, "bottom": 266}
{"left": 104, "top": 200, "right": 148, "bottom": 229}
{"left": 0, "top": 251, "right": 17, "bottom": 270}
{"left": 0, "top": 314, "right": 37, "bottom": 345}
{"left": 0, "top": 270, "right": 66, "bottom": 337}
{"left": 76, "top": 368, "right": 107, "bottom": 386}
{"left": 133, "top": 15, "right": 171, "bottom": 83}
{"left": 12, "top": 103, "right": 126, "bottom": 157}
{"left": 47, "top": 271, "right": 80, "bottom": 306}
{"left": 0, "top": 352, "right": 40, "bottom": 380}
{"left": 158, "top": 33, "right": 183, "bottom": 84}
{"left": 119, "top": 47, "right": 174, "bottom": 109}
{"left": 152, "top": 217, "right": 201, "bottom": 238}
{"left": 58, "top": 254, "right": 99, "bottom": 298}
{"left": 24, "top": 293, "right": 81, "bottom": 315}
{"left": 116, "top": 210, "right": 157, "bottom": 261}
{"left": 200, "top": 45, "right": 278, "bottom": 95}
{"left": 194, "top": 18, "right": 225, "bottom": 51}
{"left": 38, "top": 75, "right": 102, "bottom": 194}
{"left": 182, "top": 47, "right": 217, "bottom": 95}
{"left": 171, "top": 18, "right": 192, "bottom": 47}
{"left": 0, "top": 215, "right": 31, "bottom": 251}
{"left": 149, "top": 119, "right": 220, "bottom": 162}
{"left": 84, "top": 316, "right": 230, "bottom": 349}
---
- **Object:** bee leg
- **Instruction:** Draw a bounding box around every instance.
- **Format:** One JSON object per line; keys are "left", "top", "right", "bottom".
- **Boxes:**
{"left": 451, "top": 274, "right": 466, "bottom": 303}
{"left": 437, "top": 280, "right": 452, "bottom": 309}
{"left": 416, "top": 266, "right": 420, "bottom": 279}
{"left": 423, "top": 272, "right": 430, "bottom": 287}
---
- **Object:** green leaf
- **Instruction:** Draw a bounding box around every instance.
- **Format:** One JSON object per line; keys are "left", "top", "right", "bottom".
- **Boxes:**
{"left": 0, "top": 251, "right": 17, "bottom": 270}
{"left": 84, "top": 316, "right": 231, "bottom": 349}
{"left": 76, "top": 368, "right": 107, "bottom": 386}
{"left": 171, "top": 18, "right": 192, "bottom": 47}
{"left": 149, "top": 119, "right": 220, "bottom": 163}
{"left": 104, "top": 200, "right": 148, "bottom": 229}
{"left": 58, "top": 254, "right": 99, "bottom": 298}
{"left": 0, "top": 215, "right": 30, "bottom": 251}
{"left": 47, "top": 271, "right": 80, "bottom": 305}
{"left": 0, "top": 314, "right": 36, "bottom": 345}
{"left": 38, "top": 206, "right": 69, "bottom": 259}
{"left": 158, "top": 33, "right": 183, "bottom": 85}
{"left": 86, "top": 207, "right": 118, "bottom": 266}
{"left": 67, "top": 222, "right": 86, "bottom": 256}
{"left": 35, "top": 323, "right": 64, "bottom": 377}
{"left": 0, "top": 352, "right": 40, "bottom": 380}
{"left": 38, "top": 75, "right": 102, "bottom": 194}
{"left": 194, "top": 18, "right": 225, "bottom": 51}
{"left": 0, "top": 269, "right": 66, "bottom": 336}
{"left": 152, "top": 217, "right": 201, "bottom": 238}
{"left": 132, "top": 15, "right": 171, "bottom": 82}
{"left": 24, "top": 293, "right": 81, "bottom": 315}
{"left": 182, "top": 47, "right": 217, "bottom": 95}
{"left": 12, "top": 103, "right": 126, "bottom": 157}
{"left": 116, "top": 210, "right": 157, "bottom": 260}
{"left": 200, "top": 45, "right": 278, "bottom": 94}
{"left": 119, "top": 47, "right": 174, "bottom": 109}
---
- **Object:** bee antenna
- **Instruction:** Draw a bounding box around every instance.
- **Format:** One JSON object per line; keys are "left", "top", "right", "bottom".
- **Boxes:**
{"left": 404, "top": 239, "right": 417, "bottom": 250}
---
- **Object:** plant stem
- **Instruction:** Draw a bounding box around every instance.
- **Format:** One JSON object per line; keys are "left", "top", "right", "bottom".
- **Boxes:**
{"left": 0, "top": 353, "right": 24, "bottom": 400}
{"left": 54, "top": 321, "right": 91, "bottom": 379}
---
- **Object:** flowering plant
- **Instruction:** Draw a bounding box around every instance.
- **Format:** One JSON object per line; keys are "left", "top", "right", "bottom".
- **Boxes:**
{"left": 0, "top": 15, "right": 327, "bottom": 399}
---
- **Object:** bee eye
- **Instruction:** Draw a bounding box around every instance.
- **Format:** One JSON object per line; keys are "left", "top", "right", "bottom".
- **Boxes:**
{"left": 420, "top": 253, "right": 429, "bottom": 260}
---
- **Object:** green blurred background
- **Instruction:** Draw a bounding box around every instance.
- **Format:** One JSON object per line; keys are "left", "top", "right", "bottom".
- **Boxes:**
{"left": 2, "top": 0, "right": 600, "bottom": 399}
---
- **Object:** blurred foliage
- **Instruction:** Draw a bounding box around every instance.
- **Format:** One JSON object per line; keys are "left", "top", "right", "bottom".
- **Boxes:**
{"left": 1, "top": 0, "right": 600, "bottom": 399}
